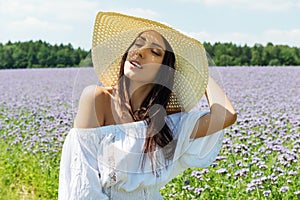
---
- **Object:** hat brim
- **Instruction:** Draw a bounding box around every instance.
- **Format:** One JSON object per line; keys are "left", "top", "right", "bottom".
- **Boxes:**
{"left": 92, "top": 12, "right": 209, "bottom": 112}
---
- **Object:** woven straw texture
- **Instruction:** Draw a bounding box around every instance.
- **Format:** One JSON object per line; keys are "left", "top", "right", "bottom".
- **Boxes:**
{"left": 92, "top": 12, "right": 208, "bottom": 112}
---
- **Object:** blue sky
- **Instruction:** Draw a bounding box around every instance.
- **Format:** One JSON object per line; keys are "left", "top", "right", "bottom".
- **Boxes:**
{"left": 0, "top": 0, "right": 299, "bottom": 50}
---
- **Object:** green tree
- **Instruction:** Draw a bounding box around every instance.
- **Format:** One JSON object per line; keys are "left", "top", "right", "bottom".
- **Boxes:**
{"left": 37, "top": 46, "right": 49, "bottom": 67}
{"left": 278, "top": 46, "right": 298, "bottom": 65}
{"left": 27, "top": 47, "right": 39, "bottom": 68}
{"left": 250, "top": 44, "right": 264, "bottom": 66}
{"left": 12, "top": 47, "right": 28, "bottom": 69}
{"left": 0, "top": 45, "right": 14, "bottom": 69}
{"left": 240, "top": 44, "right": 251, "bottom": 66}
{"left": 219, "top": 54, "right": 234, "bottom": 66}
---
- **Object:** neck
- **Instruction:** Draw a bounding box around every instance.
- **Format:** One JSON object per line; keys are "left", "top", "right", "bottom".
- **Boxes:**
{"left": 129, "top": 81, "right": 154, "bottom": 111}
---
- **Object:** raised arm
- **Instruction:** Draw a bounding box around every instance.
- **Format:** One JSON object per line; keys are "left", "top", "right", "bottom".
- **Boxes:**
{"left": 192, "top": 75, "right": 237, "bottom": 138}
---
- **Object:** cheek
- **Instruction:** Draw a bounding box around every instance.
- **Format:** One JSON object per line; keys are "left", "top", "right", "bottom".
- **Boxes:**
{"left": 126, "top": 50, "right": 135, "bottom": 60}
{"left": 150, "top": 55, "right": 163, "bottom": 64}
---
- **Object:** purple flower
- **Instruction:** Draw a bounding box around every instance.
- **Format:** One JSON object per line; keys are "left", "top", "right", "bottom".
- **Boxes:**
{"left": 234, "top": 168, "right": 249, "bottom": 179}
{"left": 246, "top": 186, "right": 255, "bottom": 192}
{"left": 215, "top": 156, "right": 227, "bottom": 161}
{"left": 194, "top": 187, "right": 204, "bottom": 195}
{"left": 251, "top": 156, "right": 260, "bottom": 164}
{"left": 227, "top": 163, "right": 234, "bottom": 168}
{"left": 280, "top": 186, "right": 289, "bottom": 193}
{"left": 263, "top": 190, "right": 271, "bottom": 197}
{"left": 1, "top": 67, "right": 300, "bottom": 198}
{"left": 268, "top": 173, "right": 278, "bottom": 182}
{"left": 258, "top": 147, "right": 266, "bottom": 153}
{"left": 216, "top": 168, "right": 227, "bottom": 174}
{"left": 288, "top": 170, "right": 298, "bottom": 176}
{"left": 210, "top": 162, "right": 218, "bottom": 167}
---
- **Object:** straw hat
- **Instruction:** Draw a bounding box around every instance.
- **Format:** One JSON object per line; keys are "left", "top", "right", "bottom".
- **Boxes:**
{"left": 92, "top": 12, "right": 208, "bottom": 113}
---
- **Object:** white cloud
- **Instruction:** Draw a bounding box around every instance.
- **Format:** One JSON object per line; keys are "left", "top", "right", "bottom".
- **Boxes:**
{"left": 8, "top": 17, "right": 72, "bottom": 31}
{"left": 176, "top": 0, "right": 300, "bottom": 11}
{"left": 1, "top": 0, "right": 298, "bottom": 49}
{"left": 0, "top": 0, "right": 100, "bottom": 22}
{"left": 0, "top": 0, "right": 161, "bottom": 49}
{"left": 0, "top": 0, "right": 101, "bottom": 49}
{"left": 188, "top": 29, "right": 300, "bottom": 47}
{"left": 187, "top": 31, "right": 254, "bottom": 45}
{"left": 262, "top": 29, "right": 300, "bottom": 47}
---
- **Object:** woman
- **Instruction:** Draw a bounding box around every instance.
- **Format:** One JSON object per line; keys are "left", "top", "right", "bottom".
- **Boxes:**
{"left": 59, "top": 12, "right": 236, "bottom": 199}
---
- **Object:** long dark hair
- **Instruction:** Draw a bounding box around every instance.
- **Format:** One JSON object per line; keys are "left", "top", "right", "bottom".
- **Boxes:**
{"left": 117, "top": 30, "right": 176, "bottom": 173}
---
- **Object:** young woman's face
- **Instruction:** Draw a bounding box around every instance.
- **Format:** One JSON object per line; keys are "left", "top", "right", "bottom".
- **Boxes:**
{"left": 124, "top": 30, "right": 166, "bottom": 84}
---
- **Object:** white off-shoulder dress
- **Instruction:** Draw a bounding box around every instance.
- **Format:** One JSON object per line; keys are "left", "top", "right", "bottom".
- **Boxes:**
{"left": 58, "top": 110, "right": 224, "bottom": 200}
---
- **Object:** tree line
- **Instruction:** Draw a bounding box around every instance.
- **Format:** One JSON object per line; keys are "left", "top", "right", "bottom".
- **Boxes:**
{"left": 203, "top": 42, "right": 300, "bottom": 66}
{"left": 0, "top": 40, "right": 89, "bottom": 69}
{"left": 0, "top": 40, "right": 299, "bottom": 69}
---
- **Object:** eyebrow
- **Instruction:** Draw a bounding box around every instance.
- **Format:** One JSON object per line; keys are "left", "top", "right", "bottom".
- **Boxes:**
{"left": 139, "top": 36, "right": 164, "bottom": 50}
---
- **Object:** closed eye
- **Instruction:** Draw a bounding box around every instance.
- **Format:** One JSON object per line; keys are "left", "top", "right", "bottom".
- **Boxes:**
{"left": 134, "top": 38, "right": 144, "bottom": 47}
{"left": 134, "top": 43, "right": 143, "bottom": 47}
{"left": 152, "top": 50, "right": 162, "bottom": 56}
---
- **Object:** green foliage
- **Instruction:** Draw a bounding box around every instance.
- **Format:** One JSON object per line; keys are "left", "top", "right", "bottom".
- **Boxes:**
{"left": 0, "top": 107, "right": 60, "bottom": 200}
{"left": 160, "top": 121, "right": 300, "bottom": 199}
{"left": 203, "top": 42, "right": 300, "bottom": 66}
{"left": 0, "top": 40, "right": 90, "bottom": 69}
{"left": 0, "top": 40, "right": 300, "bottom": 69}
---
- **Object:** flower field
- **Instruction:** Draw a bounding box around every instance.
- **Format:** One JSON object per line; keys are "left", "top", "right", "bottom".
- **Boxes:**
{"left": 0, "top": 67, "right": 299, "bottom": 199}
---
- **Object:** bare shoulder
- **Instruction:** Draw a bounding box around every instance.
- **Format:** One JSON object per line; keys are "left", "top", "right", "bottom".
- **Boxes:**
{"left": 73, "top": 85, "right": 112, "bottom": 128}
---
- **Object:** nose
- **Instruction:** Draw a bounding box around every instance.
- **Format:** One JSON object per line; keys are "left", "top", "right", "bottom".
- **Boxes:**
{"left": 136, "top": 47, "right": 147, "bottom": 59}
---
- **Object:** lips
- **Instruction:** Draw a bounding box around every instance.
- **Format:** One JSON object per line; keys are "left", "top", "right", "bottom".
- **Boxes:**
{"left": 129, "top": 60, "right": 143, "bottom": 69}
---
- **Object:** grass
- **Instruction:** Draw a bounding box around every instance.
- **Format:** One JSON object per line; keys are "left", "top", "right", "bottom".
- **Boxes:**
{"left": 0, "top": 107, "right": 60, "bottom": 200}
{"left": 0, "top": 109, "right": 299, "bottom": 199}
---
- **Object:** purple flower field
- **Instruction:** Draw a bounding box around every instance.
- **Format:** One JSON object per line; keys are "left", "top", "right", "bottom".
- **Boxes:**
{"left": 0, "top": 66, "right": 299, "bottom": 199}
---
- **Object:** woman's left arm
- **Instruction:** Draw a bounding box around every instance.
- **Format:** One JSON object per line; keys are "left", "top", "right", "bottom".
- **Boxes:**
{"left": 192, "top": 75, "right": 237, "bottom": 138}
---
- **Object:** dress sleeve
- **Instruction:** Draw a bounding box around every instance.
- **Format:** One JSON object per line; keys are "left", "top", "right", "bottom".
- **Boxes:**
{"left": 58, "top": 129, "right": 109, "bottom": 200}
{"left": 169, "top": 111, "right": 224, "bottom": 177}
